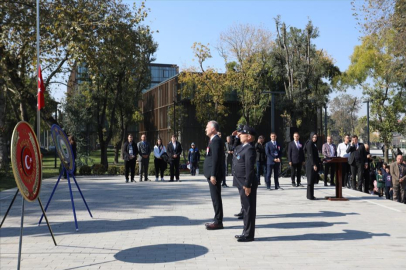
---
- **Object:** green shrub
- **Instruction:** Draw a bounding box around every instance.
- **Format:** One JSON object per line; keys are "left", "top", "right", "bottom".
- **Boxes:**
{"left": 107, "top": 166, "right": 118, "bottom": 175}
{"left": 79, "top": 165, "right": 92, "bottom": 175}
{"left": 92, "top": 164, "right": 106, "bottom": 175}
{"left": 118, "top": 166, "right": 125, "bottom": 175}
{"left": 148, "top": 165, "right": 155, "bottom": 176}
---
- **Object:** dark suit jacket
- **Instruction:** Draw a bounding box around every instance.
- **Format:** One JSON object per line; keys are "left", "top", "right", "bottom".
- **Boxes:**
{"left": 204, "top": 135, "right": 225, "bottom": 179}
{"left": 346, "top": 143, "right": 367, "bottom": 165}
{"left": 232, "top": 144, "right": 257, "bottom": 189}
{"left": 122, "top": 141, "right": 138, "bottom": 161}
{"left": 287, "top": 141, "right": 305, "bottom": 164}
{"left": 167, "top": 141, "right": 183, "bottom": 160}
{"left": 255, "top": 143, "right": 266, "bottom": 162}
{"left": 137, "top": 141, "right": 151, "bottom": 157}
{"left": 265, "top": 141, "right": 282, "bottom": 165}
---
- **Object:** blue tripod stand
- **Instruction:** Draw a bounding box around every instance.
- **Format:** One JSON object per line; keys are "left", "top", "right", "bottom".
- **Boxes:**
{"left": 38, "top": 166, "right": 92, "bottom": 231}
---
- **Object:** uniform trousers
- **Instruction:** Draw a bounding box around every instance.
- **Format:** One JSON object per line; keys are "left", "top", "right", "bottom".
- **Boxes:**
{"left": 239, "top": 184, "right": 257, "bottom": 239}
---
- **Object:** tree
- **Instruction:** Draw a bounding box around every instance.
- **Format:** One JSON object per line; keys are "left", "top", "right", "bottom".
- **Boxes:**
{"left": 217, "top": 24, "right": 274, "bottom": 126}
{"left": 338, "top": 33, "right": 406, "bottom": 162}
{"left": 178, "top": 43, "right": 230, "bottom": 128}
{"left": 67, "top": 4, "right": 157, "bottom": 169}
{"left": 273, "top": 16, "right": 340, "bottom": 135}
{"left": 328, "top": 94, "right": 361, "bottom": 137}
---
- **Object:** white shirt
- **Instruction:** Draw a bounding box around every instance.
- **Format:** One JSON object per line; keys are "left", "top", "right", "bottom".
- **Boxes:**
{"left": 210, "top": 134, "right": 218, "bottom": 141}
{"left": 172, "top": 141, "right": 177, "bottom": 150}
{"left": 337, "top": 142, "right": 350, "bottom": 158}
{"left": 154, "top": 145, "right": 166, "bottom": 158}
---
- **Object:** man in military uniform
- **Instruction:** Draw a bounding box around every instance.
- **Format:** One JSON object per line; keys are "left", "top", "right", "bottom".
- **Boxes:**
{"left": 233, "top": 125, "right": 257, "bottom": 242}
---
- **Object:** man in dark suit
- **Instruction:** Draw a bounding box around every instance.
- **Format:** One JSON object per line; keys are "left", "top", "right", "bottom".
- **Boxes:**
{"left": 255, "top": 136, "right": 266, "bottom": 185}
{"left": 265, "top": 132, "right": 282, "bottom": 190}
{"left": 204, "top": 120, "right": 225, "bottom": 230}
{"left": 346, "top": 135, "right": 368, "bottom": 191}
{"left": 122, "top": 134, "right": 138, "bottom": 183}
{"left": 233, "top": 125, "right": 257, "bottom": 242}
{"left": 137, "top": 134, "right": 151, "bottom": 182}
{"left": 287, "top": 132, "right": 305, "bottom": 187}
{"left": 167, "top": 134, "right": 183, "bottom": 182}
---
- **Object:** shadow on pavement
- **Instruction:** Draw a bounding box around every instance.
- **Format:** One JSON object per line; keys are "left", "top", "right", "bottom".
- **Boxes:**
{"left": 114, "top": 244, "right": 208, "bottom": 263}
{"left": 257, "top": 211, "right": 359, "bottom": 219}
{"left": 255, "top": 229, "right": 390, "bottom": 242}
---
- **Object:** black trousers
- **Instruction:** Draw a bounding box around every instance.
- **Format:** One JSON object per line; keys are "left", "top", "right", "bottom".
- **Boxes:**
{"left": 190, "top": 162, "right": 198, "bottom": 176}
{"left": 324, "top": 163, "right": 335, "bottom": 185}
{"left": 154, "top": 158, "right": 165, "bottom": 178}
{"left": 363, "top": 168, "right": 370, "bottom": 193}
{"left": 307, "top": 184, "right": 314, "bottom": 199}
{"left": 385, "top": 186, "right": 393, "bottom": 200}
{"left": 125, "top": 159, "right": 136, "bottom": 181}
{"left": 342, "top": 163, "right": 350, "bottom": 187}
{"left": 239, "top": 185, "right": 257, "bottom": 238}
{"left": 266, "top": 163, "right": 280, "bottom": 188}
{"left": 350, "top": 162, "right": 364, "bottom": 191}
{"left": 170, "top": 157, "right": 180, "bottom": 180}
{"left": 139, "top": 157, "right": 149, "bottom": 181}
{"left": 291, "top": 163, "right": 302, "bottom": 184}
{"left": 207, "top": 178, "right": 223, "bottom": 224}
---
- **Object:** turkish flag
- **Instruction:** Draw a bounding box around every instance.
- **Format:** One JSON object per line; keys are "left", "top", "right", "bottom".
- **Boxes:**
{"left": 37, "top": 66, "right": 45, "bottom": 110}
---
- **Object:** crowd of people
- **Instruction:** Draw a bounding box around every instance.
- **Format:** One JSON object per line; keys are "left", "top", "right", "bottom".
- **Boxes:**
{"left": 121, "top": 128, "right": 406, "bottom": 205}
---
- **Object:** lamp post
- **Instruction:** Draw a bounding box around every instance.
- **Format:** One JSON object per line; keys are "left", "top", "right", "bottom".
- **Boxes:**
{"left": 54, "top": 101, "right": 60, "bottom": 169}
{"left": 262, "top": 91, "right": 285, "bottom": 132}
{"left": 363, "top": 99, "right": 370, "bottom": 145}
{"left": 324, "top": 105, "right": 328, "bottom": 142}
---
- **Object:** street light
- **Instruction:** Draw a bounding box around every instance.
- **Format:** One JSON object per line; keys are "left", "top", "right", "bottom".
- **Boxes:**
{"left": 363, "top": 99, "right": 370, "bottom": 145}
{"left": 262, "top": 91, "right": 285, "bottom": 132}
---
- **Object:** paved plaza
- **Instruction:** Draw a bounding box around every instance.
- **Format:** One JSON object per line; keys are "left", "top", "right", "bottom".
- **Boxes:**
{"left": 1, "top": 174, "right": 406, "bottom": 270}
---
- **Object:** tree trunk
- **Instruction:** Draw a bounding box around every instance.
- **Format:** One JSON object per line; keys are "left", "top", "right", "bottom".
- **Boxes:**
{"left": 0, "top": 86, "right": 7, "bottom": 170}
{"left": 384, "top": 143, "right": 390, "bottom": 164}
{"left": 100, "top": 141, "right": 109, "bottom": 170}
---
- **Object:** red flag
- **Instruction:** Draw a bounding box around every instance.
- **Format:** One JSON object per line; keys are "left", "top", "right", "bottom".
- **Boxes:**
{"left": 37, "top": 66, "right": 45, "bottom": 110}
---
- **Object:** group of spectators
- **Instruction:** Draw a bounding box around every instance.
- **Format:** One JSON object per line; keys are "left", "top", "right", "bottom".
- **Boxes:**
{"left": 319, "top": 134, "right": 406, "bottom": 203}
{"left": 122, "top": 134, "right": 185, "bottom": 182}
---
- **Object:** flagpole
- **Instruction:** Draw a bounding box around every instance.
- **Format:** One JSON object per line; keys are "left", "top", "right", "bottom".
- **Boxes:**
{"left": 36, "top": 0, "right": 40, "bottom": 144}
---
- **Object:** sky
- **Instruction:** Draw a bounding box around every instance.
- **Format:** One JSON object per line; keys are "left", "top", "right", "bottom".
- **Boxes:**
{"left": 54, "top": 0, "right": 367, "bottom": 115}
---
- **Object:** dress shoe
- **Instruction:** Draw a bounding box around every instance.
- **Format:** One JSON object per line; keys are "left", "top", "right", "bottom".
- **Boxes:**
{"left": 238, "top": 215, "right": 243, "bottom": 220}
{"left": 234, "top": 212, "right": 243, "bottom": 217}
{"left": 235, "top": 235, "right": 244, "bottom": 239}
{"left": 277, "top": 186, "right": 283, "bottom": 190}
{"left": 258, "top": 182, "right": 261, "bottom": 185}
{"left": 324, "top": 183, "right": 328, "bottom": 186}
{"left": 330, "top": 183, "right": 335, "bottom": 186}
{"left": 297, "top": 183, "right": 303, "bottom": 187}
{"left": 237, "top": 236, "right": 254, "bottom": 242}
{"left": 169, "top": 180, "right": 174, "bottom": 182}
{"left": 206, "top": 223, "right": 224, "bottom": 230}
{"left": 292, "top": 183, "right": 296, "bottom": 187}
{"left": 131, "top": 179, "right": 135, "bottom": 183}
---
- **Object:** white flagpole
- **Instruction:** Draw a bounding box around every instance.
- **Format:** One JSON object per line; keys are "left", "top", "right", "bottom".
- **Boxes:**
{"left": 36, "top": 0, "right": 40, "bottom": 145}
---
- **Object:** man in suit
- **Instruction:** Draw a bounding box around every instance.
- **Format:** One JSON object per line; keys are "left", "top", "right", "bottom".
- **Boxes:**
{"left": 287, "top": 132, "right": 305, "bottom": 187}
{"left": 390, "top": 154, "right": 406, "bottom": 203}
{"left": 225, "top": 136, "right": 234, "bottom": 177}
{"left": 265, "top": 132, "right": 282, "bottom": 190}
{"left": 137, "top": 134, "right": 151, "bottom": 182}
{"left": 122, "top": 134, "right": 138, "bottom": 183}
{"left": 204, "top": 120, "right": 225, "bottom": 230}
{"left": 255, "top": 136, "right": 266, "bottom": 185}
{"left": 346, "top": 135, "right": 368, "bottom": 191}
{"left": 322, "top": 136, "right": 337, "bottom": 186}
{"left": 233, "top": 125, "right": 257, "bottom": 242}
{"left": 167, "top": 134, "right": 183, "bottom": 182}
{"left": 337, "top": 134, "right": 351, "bottom": 188}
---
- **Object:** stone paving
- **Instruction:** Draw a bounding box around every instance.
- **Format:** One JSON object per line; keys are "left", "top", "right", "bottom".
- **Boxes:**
{"left": 1, "top": 174, "right": 406, "bottom": 270}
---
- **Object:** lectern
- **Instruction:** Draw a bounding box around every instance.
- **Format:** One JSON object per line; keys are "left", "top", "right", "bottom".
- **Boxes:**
{"left": 324, "top": 157, "right": 349, "bottom": 201}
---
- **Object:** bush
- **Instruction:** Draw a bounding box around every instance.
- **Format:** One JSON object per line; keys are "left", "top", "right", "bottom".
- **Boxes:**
{"left": 148, "top": 165, "right": 155, "bottom": 176}
{"left": 118, "top": 166, "right": 126, "bottom": 175}
{"left": 79, "top": 165, "right": 92, "bottom": 175}
{"left": 92, "top": 164, "right": 106, "bottom": 175}
{"left": 107, "top": 166, "right": 118, "bottom": 175}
